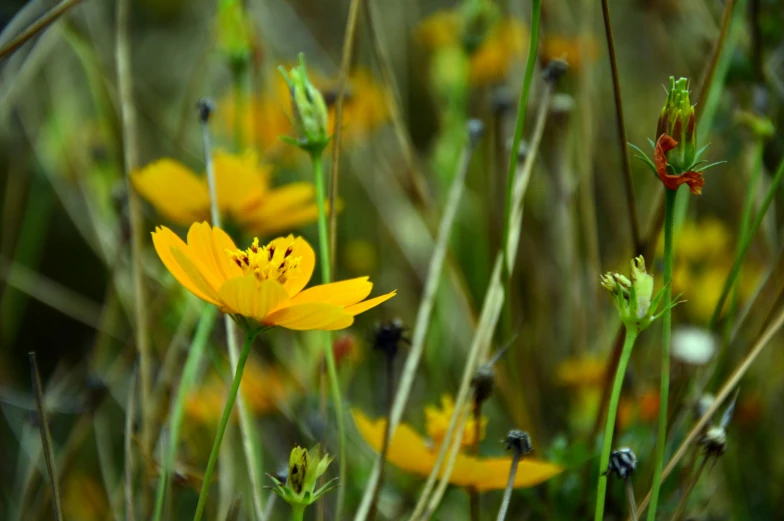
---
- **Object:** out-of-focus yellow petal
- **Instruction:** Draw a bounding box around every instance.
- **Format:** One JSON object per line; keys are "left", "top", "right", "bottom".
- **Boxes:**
{"left": 352, "top": 411, "right": 563, "bottom": 490}
{"left": 213, "top": 150, "right": 270, "bottom": 215}
{"left": 152, "top": 226, "right": 220, "bottom": 305}
{"left": 264, "top": 303, "right": 353, "bottom": 330}
{"left": 290, "top": 277, "right": 372, "bottom": 307}
{"left": 132, "top": 159, "right": 210, "bottom": 224}
{"left": 217, "top": 275, "right": 290, "bottom": 320}
{"left": 344, "top": 290, "right": 397, "bottom": 316}
{"left": 416, "top": 11, "right": 460, "bottom": 49}
{"left": 352, "top": 410, "right": 437, "bottom": 477}
{"left": 252, "top": 182, "right": 315, "bottom": 216}
{"left": 451, "top": 455, "right": 564, "bottom": 491}
{"left": 186, "top": 221, "right": 242, "bottom": 283}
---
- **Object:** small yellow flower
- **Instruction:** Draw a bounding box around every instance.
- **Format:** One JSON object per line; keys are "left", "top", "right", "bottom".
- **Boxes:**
{"left": 133, "top": 151, "right": 323, "bottom": 236}
{"left": 152, "top": 222, "right": 395, "bottom": 330}
{"left": 352, "top": 396, "right": 563, "bottom": 491}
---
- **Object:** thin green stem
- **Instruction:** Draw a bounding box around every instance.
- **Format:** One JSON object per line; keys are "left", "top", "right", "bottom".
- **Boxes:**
{"left": 647, "top": 188, "right": 676, "bottom": 521}
{"left": 152, "top": 305, "right": 218, "bottom": 521}
{"left": 192, "top": 327, "right": 260, "bottom": 521}
{"left": 710, "top": 154, "right": 784, "bottom": 328}
{"left": 594, "top": 327, "right": 639, "bottom": 521}
{"left": 500, "top": 0, "right": 541, "bottom": 322}
{"left": 310, "top": 151, "right": 346, "bottom": 519}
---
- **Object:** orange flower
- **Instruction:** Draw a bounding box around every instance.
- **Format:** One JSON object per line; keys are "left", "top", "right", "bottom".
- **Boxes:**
{"left": 133, "top": 150, "right": 322, "bottom": 236}
{"left": 654, "top": 134, "right": 705, "bottom": 194}
{"left": 352, "top": 396, "right": 563, "bottom": 491}
{"left": 152, "top": 222, "right": 395, "bottom": 330}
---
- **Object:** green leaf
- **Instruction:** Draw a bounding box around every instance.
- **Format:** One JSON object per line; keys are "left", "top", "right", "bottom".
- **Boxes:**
{"left": 694, "top": 160, "right": 727, "bottom": 172}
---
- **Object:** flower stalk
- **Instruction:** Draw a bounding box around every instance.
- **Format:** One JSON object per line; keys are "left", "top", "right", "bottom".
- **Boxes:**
{"left": 281, "top": 54, "right": 346, "bottom": 518}
{"left": 646, "top": 188, "right": 676, "bottom": 521}
{"left": 594, "top": 329, "right": 638, "bottom": 521}
{"left": 495, "top": 430, "right": 533, "bottom": 521}
{"left": 192, "top": 327, "right": 262, "bottom": 521}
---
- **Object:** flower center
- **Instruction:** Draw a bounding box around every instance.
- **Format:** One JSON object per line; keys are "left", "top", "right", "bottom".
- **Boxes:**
{"left": 226, "top": 237, "right": 301, "bottom": 285}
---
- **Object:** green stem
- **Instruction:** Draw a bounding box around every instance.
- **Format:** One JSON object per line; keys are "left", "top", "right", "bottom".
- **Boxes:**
{"left": 291, "top": 505, "right": 306, "bottom": 521}
{"left": 500, "top": 0, "right": 541, "bottom": 325}
{"left": 152, "top": 305, "right": 218, "bottom": 521}
{"left": 594, "top": 327, "right": 639, "bottom": 521}
{"left": 647, "top": 188, "right": 676, "bottom": 521}
{"left": 310, "top": 151, "right": 346, "bottom": 519}
{"left": 192, "top": 326, "right": 260, "bottom": 521}
{"left": 710, "top": 153, "right": 784, "bottom": 329}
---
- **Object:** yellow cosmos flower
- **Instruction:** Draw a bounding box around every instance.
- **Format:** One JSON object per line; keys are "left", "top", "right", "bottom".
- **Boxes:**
{"left": 152, "top": 222, "right": 395, "bottom": 330}
{"left": 133, "top": 150, "right": 321, "bottom": 236}
{"left": 352, "top": 396, "right": 563, "bottom": 491}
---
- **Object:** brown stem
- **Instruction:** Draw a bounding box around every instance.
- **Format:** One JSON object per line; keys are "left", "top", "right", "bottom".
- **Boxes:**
{"left": 600, "top": 0, "right": 641, "bottom": 255}
{"left": 368, "top": 353, "right": 396, "bottom": 521}
{"left": 695, "top": 0, "right": 737, "bottom": 120}
{"left": 0, "top": 0, "right": 84, "bottom": 60}
{"left": 670, "top": 455, "right": 709, "bottom": 521}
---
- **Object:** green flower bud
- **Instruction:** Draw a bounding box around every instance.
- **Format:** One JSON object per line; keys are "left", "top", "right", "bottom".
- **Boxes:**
{"left": 601, "top": 255, "right": 678, "bottom": 331}
{"left": 267, "top": 444, "right": 336, "bottom": 514}
{"left": 656, "top": 77, "right": 696, "bottom": 173}
{"left": 279, "top": 54, "right": 330, "bottom": 153}
{"left": 459, "top": 0, "right": 500, "bottom": 54}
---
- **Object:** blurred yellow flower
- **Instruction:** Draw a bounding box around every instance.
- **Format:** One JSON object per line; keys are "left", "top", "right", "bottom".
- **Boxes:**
{"left": 186, "top": 355, "right": 289, "bottom": 423}
{"left": 62, "top": 473, "right": 109, "bottom": 521}
{"left": 133, "top": 150, "right": 321, "bottom": 236}
{"left": 352, "top": 396, "right": 563, "bottom": 491}
{"left": 556, "top": 355, "right": 606, "bottom": 387}
{"left": 540, "top": 34, "right": 598, "bottom": 72}
{"left": 417, "top": 11, "right": 527, "bottom": 86}
{"left": 152, "top": 222, "right": 395, "bottom": 330}
{"left": 661, "top": 218, "right": 761, "bottom": 322}
{"left": 220, "top": 68, "right": 389, "bottom": 157}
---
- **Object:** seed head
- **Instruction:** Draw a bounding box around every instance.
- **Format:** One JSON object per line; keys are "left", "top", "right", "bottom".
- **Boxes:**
{"left": 605, "top": 447, "right": 637, "bottom": 479}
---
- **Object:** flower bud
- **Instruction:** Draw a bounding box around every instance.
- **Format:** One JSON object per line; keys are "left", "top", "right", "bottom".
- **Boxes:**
{"left": 267, "top": 444, "right": 337, "bottom": 511}
{"left": 657, "top": 77, "right": 696, "bottom": 173}
{"left": 600, "top": 255, "right": 677, "bottom": 331}
{"left": 279, "top": 54, "right": 330, "bottom": 152}
{"left": 605, "top": 447, "right": 637, "bottom": 479}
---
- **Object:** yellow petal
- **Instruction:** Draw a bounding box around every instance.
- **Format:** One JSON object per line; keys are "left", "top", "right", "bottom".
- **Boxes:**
{"left": 213, "top": 150, "right": 270, "bottom": 215}
{"left": 290, "top": 277, "right": 372, "bottom": 307}
{"left": 344, "top": 290, "right": 397, "bottom": 316}
{"left": 171, "top": 248, "right": 223, "bottom": 305}
{"left": 264, "top": 303, "right": 353, "bottom": 330}
{"left": 249, "top": 182, "right": 315, "bottom": 216}
{"left": 217, "top": 275, "right": 290, "bottom": 320}
{"left": 186, "top": 222, "right": 242, "bottom": 284}
{"left": 282, "top": 236, "right": 315, "bottom": 296}
{"left": 452, "top": 456, "right": 564, "bottom": 491}
{"left": 352, "top": 410, "right": 437, "bottom": 477}
{"left": 152, "top": 226, "right": 219, "bottom": 305}
{"left": 132, "top": 159, "right": 210, "bottom": 224}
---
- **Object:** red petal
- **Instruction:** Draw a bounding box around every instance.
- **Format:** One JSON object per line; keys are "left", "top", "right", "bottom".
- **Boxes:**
{"left": 654, "top": 133, "right": 704, "bottom": 194}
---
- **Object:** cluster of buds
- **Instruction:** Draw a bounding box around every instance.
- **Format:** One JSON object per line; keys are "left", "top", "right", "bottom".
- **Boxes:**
{"left": 279, "top": 54, "right": 330, "bottom": 154}
{"left": 629, "top": 76, "right": 724, "bottom": 195}
{"left": 267, "top": 444, "right": 337, "bottom": 515}
{"left": 600, "top": 256, "right": 679, "bottom": 332}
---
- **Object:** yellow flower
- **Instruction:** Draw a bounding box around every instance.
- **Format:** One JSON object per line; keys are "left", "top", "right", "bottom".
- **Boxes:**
{"left": 186, "top": 356, "right": 290, "bottom": 423}
{"left": 424, "top": 395, "right": 487, "bottom": 449}
{"left": 555, "top": 356, "right": 606, "bottom": 387}
{"left": 152, "top": 222, "right": 395, "bottom": 330}
{"left": 352, "top": 397, "right": 563, "bottom": 491}
{"left": 62, "top": 473, "right": 109, "bottom": 521}
{"left": 417, "top": 11, "right": 527, "bottom": 87}
{"left": 133, "top": 150, "right": 322, "bottom": 236}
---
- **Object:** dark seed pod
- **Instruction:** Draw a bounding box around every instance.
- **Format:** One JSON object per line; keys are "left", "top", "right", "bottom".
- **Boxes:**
{"left": 196, "top": 98, "right": 216, "bottom": 124}
{"left": 605, "top": 447, "right": 637, "bottom": 479}
{"left": 369, "top": 319, "right": 409, "bottom": 358}
{"left": 700, "top": 426, "right": 727, "bottom": 458}
{"left": 471, "top": 364, "right": 495, "bottom": 404}
{"left": 505, "top": 429, "right": 533, "bottom": 456}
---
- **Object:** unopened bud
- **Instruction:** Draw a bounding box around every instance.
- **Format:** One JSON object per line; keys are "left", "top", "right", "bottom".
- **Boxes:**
{"left": 279, "top": 54, "right": 330, "bottom": 152}
{"left": 605, "top": 447, "right": 637, "bottom": 479}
